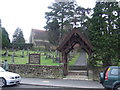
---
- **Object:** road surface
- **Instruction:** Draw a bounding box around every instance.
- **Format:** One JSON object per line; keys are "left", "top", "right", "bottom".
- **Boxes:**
{"left": 2, "top": 84, "right": 105, "bottom": 90}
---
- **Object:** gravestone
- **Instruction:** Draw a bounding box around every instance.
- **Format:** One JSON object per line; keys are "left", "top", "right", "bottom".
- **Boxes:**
{"left": 27, "top": 48, "right": 29, "bottom": 56}
{"left": 21, "top": 49, "right": 24, "bottom": 57}
{"left": 11, "top": 53, "right": 15, "bottom": 64}
{"left": 29, "top": 54, "right": 40, "bottom": 64}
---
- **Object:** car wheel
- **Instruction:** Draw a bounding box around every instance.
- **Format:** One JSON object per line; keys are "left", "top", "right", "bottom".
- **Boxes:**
{"left": 114, "top": 85, "right": 120, "bottom": 90}
{"left": 1, "top": 78, "right": 6, "bottom": 86}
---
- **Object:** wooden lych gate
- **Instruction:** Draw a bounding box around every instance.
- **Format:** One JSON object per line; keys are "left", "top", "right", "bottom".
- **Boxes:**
{"left": 57, "top": 28, "right": 93, "bottom": 76}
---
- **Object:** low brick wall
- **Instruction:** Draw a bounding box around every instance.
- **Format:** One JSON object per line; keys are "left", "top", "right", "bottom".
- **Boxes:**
{"left": 8, "top": 64, "right": 64, "bottom": 79}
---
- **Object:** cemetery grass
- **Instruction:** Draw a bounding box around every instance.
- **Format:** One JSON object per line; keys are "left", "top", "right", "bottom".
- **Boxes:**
{"left": 1, "top": 50, "right": 78, "bottom": 66}
{"left": 69, "top": 53, "right": 80, "bottom": 65}
{"left": 2, "top": 55, "right": 60, "bottom": 65}
{"left": 2, "top": 50, "right": 59, "bottom": 65}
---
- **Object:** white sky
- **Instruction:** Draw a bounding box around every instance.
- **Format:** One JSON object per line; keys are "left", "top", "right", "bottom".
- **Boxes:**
{"left": 0, "top": 0, "right": 119, "bottom": 42}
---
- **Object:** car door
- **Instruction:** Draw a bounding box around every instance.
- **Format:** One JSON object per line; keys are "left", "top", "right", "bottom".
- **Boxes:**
{"left": 108, "top": 67, "right": 119, "bottom": 86}
{"left": 118, "top": 67, "right": 120, "bottom": 82}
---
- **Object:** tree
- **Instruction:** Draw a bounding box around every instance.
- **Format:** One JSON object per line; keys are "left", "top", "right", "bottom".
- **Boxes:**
{"left": 45, "top": 18, "right": 60, "bottom": 46}
{"left": 0, "top": 21, "right": 10, "bottom": 48}
{"left": 12, "top": 27, "right": 25, "bottom": 44}
{"left": 45, "top": 1, "right": 76, "bottom": 42}
{"left": 75, "top": 6, "right": 91, "bottom": 36}
{"left": 0, "top": 27, "right": 2, "bottom": 48}
{"left": 45, "top": 1, "right": 91, "bottom": 45}
{"left": 2, "top": 28, "right": 10, "bottom": 48}
{"left": 89, "top": 1, "right": 120, "bottom": 66}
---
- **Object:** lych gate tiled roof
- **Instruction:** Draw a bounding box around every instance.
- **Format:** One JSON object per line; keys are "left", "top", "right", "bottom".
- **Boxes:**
{"left": 57, "top": 28, "right": 93, "bottom": 55}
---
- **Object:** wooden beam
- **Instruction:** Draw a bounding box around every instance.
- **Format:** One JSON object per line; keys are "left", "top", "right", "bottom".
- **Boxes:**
{"left": 61, "top": 51, "right": 68, "bottom": 76}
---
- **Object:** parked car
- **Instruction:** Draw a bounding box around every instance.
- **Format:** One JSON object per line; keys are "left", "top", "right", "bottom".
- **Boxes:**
{"left": 0, "top": 67, "right": 21, "bottom": 86}
{"left": 99, "top": 66, "right": 120, "bottom": 90}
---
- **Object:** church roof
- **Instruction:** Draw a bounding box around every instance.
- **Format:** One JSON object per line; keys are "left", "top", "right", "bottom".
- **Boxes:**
{"left": 31, "top": 29, "right": 48, "bottom": 40}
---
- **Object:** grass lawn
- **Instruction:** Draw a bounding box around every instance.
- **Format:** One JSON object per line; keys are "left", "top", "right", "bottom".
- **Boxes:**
{"left": 69, "top": 53, "right": 80, "bottom": 65}
{"left": 1, "top": 50, "right": 59, "bottom": 65}
{"left": 1, "top": 50, "right": 79, "bottom": 66}
{"left": 2, "top": 55, "right": 60, "bottom": 66}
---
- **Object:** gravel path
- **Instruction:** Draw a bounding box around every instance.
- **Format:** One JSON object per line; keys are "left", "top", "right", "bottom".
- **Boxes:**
{"left": 75, "top": 50, "right": 87, "bottom": 66}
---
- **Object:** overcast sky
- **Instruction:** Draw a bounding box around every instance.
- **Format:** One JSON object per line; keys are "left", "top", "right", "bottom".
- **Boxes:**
{"left": 0, "top": 0, "right": 119, "bottom": 42}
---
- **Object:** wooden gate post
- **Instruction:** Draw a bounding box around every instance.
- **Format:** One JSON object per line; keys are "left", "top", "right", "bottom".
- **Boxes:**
{"left": 62, "top": 51, "right": 68, "bottom": 76}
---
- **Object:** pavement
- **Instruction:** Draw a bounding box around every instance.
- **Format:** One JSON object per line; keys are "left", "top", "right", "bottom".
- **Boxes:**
{"left": 20, "top": 77, "right": 104, "bottom": 89}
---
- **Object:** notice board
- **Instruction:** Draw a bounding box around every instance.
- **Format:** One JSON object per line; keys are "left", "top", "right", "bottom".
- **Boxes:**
{"left": 29, "top": 54, "right": 40, "bottom": 64}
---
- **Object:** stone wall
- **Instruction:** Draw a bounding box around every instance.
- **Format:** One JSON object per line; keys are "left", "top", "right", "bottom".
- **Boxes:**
{"left": 8, "top": 64, "right": 64, "bottom": 79}
{"left": 90, "top": 67, "right": 106, "bottom": 80}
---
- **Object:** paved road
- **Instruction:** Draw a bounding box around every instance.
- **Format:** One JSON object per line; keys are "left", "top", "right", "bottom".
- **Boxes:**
{"left": 2, "top": 84, "right": 59, "bottom": 90}
{"left": 75, "top": 50, "right": 87, "bottom": 66}
{"left": 2, "top": 84, "right": 105, "bottom": 90}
